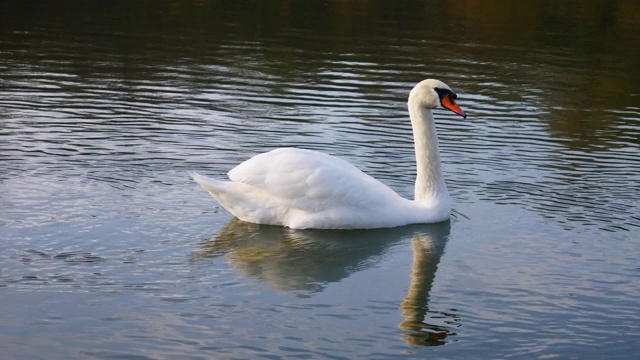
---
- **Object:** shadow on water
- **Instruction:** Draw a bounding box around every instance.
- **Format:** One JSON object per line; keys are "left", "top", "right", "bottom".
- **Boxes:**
{"left": 194, "top": 218, "right": 455, "bottom": 346}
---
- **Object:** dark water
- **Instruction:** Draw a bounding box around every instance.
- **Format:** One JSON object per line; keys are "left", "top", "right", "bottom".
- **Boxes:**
{"left": 1, "top": 0, "right": 639, "bottom": 358}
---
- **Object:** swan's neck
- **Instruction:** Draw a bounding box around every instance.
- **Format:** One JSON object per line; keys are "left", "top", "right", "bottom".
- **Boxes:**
{"left": 409, "top": 102, "right": 449, "bottom": 204}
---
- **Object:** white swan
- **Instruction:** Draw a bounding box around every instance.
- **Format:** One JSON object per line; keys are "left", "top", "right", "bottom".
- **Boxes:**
{"left": 192, "top": 79, "right": 466, "bottom": 229}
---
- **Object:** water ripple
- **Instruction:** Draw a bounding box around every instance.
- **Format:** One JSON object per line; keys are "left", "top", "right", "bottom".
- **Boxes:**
{"left": 2, "top": 49, "right": 639, "bottom": 232}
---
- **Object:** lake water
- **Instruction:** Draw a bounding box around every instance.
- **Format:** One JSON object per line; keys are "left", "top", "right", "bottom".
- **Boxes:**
{"left": 1, "top": 0, "right": 639, "bottom": 358}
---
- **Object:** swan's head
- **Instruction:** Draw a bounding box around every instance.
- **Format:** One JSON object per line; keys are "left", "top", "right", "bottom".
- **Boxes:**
{"left": 409, "top": 79, "right": 466, "bottom": 118}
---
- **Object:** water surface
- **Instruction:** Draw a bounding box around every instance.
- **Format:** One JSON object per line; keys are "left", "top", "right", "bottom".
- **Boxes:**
{"left": 1, "top": 1, "right": 639, "bottom": 359}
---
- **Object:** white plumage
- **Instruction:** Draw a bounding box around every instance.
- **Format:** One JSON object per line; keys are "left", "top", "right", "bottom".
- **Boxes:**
{"left": 192, "top": 79, "right": 466, "bottom": 229}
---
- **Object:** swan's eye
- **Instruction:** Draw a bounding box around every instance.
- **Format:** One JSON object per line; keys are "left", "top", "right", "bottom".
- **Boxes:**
{"left": 434, "top": 87, "right": 457, "bottom": 102}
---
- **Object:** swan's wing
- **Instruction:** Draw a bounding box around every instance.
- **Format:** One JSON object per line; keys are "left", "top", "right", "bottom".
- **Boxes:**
{"left": 228, "top": 148, "right": 402, "bottom": 211}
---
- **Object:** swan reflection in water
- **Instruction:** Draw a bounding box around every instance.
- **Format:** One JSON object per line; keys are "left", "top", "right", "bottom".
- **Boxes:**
{"left": 194, "top": 219, "right": 459, "bottom": 345}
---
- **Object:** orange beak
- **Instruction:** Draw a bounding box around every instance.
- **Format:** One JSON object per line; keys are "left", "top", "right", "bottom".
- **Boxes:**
{"left": 441, "top": 94, "right": 467, "bottom": 118}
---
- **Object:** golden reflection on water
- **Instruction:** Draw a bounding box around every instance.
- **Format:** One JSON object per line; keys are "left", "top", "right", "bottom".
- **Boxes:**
{"left": 399, "top": 236, "right": 451, "bottom": 346}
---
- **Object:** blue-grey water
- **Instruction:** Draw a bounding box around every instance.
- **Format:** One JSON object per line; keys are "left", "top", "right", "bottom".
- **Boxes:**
{"left": 1, "top": 1, "right": 639, "bottom": 358}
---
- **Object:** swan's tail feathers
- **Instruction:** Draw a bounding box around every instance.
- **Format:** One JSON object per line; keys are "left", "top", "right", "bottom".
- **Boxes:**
{"left": 189, "top": 172, "right": 227, "bottom": 196}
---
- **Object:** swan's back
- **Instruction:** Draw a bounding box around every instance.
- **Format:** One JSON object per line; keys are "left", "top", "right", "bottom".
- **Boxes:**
{"left": 229, "top": 148, "right": 402, "bottom": 209}
{"left": 195, "top": 148, "right": 418, "bottom": 229}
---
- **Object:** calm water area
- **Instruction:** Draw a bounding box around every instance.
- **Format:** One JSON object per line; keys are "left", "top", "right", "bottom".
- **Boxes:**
{"left": 1, "top": 0, "right": 639, "bottom": 358}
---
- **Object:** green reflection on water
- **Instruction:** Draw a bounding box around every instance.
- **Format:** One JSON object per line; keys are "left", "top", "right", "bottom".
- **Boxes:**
{"left": 2, "top": 0, "right": 638, "bottom": 150}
